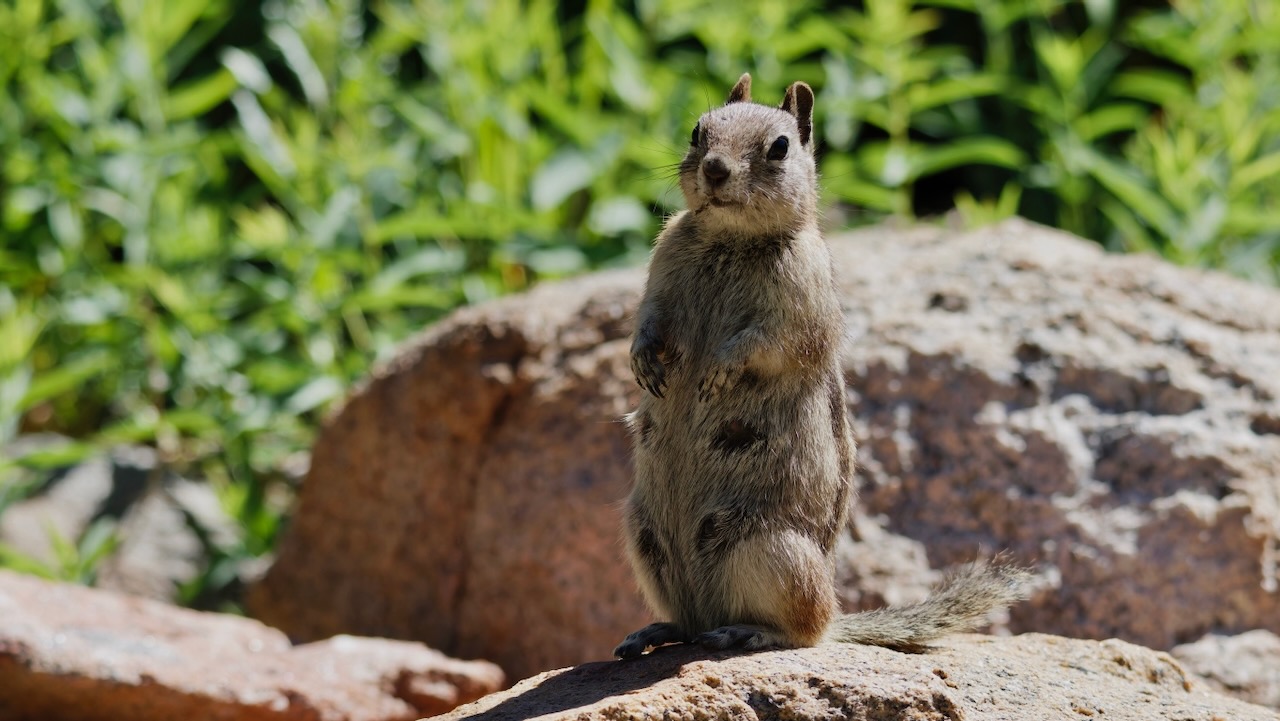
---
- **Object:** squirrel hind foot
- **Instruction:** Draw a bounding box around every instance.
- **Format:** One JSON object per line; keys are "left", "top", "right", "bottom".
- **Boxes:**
{"left": 695, "top": 624, "right": 790, "bottom": 652}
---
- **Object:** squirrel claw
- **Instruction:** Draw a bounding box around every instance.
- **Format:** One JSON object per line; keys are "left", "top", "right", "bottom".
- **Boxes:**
{"left": 698, "top": 364, "right": 740, "bottom": 402}
{"left": 637, "top": 377, "right": 665, "bottom": 399}
{"left": 631, "top": 347, "right": 667, "bottom": 398}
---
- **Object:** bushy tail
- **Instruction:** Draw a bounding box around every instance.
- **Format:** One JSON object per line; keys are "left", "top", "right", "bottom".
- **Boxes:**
{"left": 826, "top": 557, "right": 1032, "bottom": 652}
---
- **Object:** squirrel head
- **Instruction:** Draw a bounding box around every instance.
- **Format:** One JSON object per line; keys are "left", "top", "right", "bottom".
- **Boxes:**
{"left": 678, "top": 73, "right": 818, "bottom": 236}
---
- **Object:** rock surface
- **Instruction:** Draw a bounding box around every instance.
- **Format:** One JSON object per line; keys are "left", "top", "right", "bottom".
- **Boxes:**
{"left": 0, "top": 569, "right": 502, "bottom": 721}
{"left": 431, "top": 633, "right": 1280, "bottom": 721}
{"left": 249, "top": 219, "right": 1280, "bottom": 686}
{"left": 1173, "top": 629, "right": 1280, "bottom": 709}
{"left": 0, "top": 443, "right": 243, "bottom": 603}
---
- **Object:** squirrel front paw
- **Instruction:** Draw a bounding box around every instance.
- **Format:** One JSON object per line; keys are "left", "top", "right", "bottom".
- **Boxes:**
{"left": 698, "top": 362, "right": 743, "bottom": 402}
{"left": 614, "top": 622, "right": 687, "bottom": 660}
{"left": 631, "top": 339, "right": 668, "bottom": 398}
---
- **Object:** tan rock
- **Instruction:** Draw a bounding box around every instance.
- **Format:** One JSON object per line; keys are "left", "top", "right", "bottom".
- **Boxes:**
{"left": 0, "top": 570, "right": 502, "bottom": 721}
{"left": 1174, "top": 630, "right": 1280, "bottom": 709}
{"left": 431, "top": 634, "right": 1279, "bottom": 721}
{"left": 249, "top": 219, "right": 1280, "bottom": 686}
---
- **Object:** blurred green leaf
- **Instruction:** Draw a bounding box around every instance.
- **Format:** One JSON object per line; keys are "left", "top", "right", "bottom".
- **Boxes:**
{"left": 1232, "top": 152, "right": 1280, "bottom": 194}
{"left": 588, "top": 197, "right": 652, "bottom": 235}
{"left": 1080, "top": 149, "right": 1180, "bottom": 240}
{"left": 19, "top": 350, "right": 113, "bottom": 410}
{"left": 284, "top": 376, "right": 343, "bottom": 415}
{"left": 268, "top": 25, "right": 329, "bottom": 110}
{"left": 231, "top": 89, "right": 296, "bottom": 179}
{"left": 531, "top": 150, "right": 597, "bottom": 211}
{"left": 908, "top": 74, "right": 1006, "bottom": 114}
{"left": 1110, "top": 69, "right": 1192, "bottom": 107}
{"left": 221, "top": 48, "right": 272, "bottom": 94}
{"left": 1075, "top": 104, "right": 1149, "bottom": 142}
{"left": 908, "top": 138, "right": 1027, "bottom": 180}
{"left": 0, "top": 543, "right": 56, "bottom": 579}
{"left": 165, "top": 70, "right": 238, "bottom": 120}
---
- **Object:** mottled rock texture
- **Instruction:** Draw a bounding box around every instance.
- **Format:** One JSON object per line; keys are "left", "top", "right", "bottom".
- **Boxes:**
{"left": 250, "top": 219, "right": 1280, "bottom": 685}
{"left": 0, "top": 570, "right": 502, "bottom": 721}
{"left": 432, "top": 634, "right": 1279, "bottom": 721}
{"left": 1173, "top": 629, "right": 1280, "bottom": 709}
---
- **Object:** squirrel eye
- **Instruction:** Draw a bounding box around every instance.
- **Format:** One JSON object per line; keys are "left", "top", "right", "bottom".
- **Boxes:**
{"left": 767, "top": 135, "right": 789, "bottom": 160}
{"left": 690, "top": 123, "right": 700, "bottom": 146}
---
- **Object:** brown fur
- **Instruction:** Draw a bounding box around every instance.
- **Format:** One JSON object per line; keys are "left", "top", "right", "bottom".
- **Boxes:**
{"left": 614, "top": 75, "right": 1030, "bottom": 661}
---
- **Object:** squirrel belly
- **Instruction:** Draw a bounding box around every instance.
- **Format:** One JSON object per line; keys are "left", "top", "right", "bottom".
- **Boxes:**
{"left": 614, "top": 73, "right": 1030, "bottom": 661}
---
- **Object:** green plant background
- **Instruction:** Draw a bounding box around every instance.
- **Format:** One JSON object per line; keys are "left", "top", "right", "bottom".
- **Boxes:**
{"left": 2, "top": 0, "right": 1278, "bottom": 607}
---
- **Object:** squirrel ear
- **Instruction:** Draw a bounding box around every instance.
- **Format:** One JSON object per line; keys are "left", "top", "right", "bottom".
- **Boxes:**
{"left": 780, "top": 81, "right": 814, "bottom": 146}
{"left": 726, "top": 73, "right": 752, "bottom": 104}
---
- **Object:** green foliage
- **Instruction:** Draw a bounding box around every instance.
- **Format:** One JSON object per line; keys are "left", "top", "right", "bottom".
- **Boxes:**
{"left": 2, "top": 0, "right": 1278, "bottom": 599}
{"left": 1107, "top": 0, "right": 1280, "bottom": 282}
{"left": 0, "top": 518, "right": 120, "bottom": 585}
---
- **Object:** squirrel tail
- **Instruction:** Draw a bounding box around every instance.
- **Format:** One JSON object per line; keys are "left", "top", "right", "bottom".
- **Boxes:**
{"left": 825, "top": 556, "right": 1032, "bottom": 651}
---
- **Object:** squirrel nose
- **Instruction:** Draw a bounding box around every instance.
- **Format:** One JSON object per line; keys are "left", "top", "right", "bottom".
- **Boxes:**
{"left": 702, "top": 156, "right": 730, "bottom": 187}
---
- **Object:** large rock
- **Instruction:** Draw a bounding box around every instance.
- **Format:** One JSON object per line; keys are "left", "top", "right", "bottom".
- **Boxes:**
{"left": 430, "top": 634, "right": 1280, "bottom": 721}
{"left": 249, "top": 219, "right": 1280, "bottom": 685}
{"left": 0, "top": 570, "right": 503, "bottom": 721}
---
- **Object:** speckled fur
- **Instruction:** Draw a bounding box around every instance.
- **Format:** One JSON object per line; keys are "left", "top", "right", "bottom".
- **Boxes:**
{"left": 615, "top": 74, "right": 1030, "bottom": 660}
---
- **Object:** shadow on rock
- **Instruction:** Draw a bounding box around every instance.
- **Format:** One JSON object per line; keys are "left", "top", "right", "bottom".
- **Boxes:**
{"left": 445, "top": 644, "right": 708, "bottom": 720}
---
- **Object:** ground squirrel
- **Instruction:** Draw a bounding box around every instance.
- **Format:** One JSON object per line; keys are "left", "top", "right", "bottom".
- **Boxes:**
{"left": 615, "top": 73, "right": 1030, "bottom": 659}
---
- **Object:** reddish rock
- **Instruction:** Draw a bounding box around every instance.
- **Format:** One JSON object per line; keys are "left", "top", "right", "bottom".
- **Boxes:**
{"left": 249, "top": 219, "right": 1280, "bottom": 687}
{"left": 0, "top": 570, "right": 502, "bottom": 721}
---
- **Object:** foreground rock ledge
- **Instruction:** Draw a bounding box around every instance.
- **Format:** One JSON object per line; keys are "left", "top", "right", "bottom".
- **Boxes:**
{"left": 0, "top": 570, "right": 503, "bottom": 721}
{"left": 432, "top": 634, "right": 1279, "bottom": 721}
